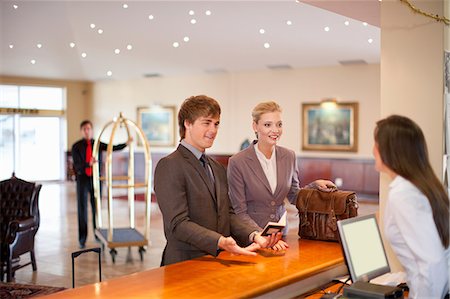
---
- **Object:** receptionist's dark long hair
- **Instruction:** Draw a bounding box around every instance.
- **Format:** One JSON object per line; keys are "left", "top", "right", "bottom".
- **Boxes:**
{"left": 375, "top": 115, "right": 449, "bottom": 248}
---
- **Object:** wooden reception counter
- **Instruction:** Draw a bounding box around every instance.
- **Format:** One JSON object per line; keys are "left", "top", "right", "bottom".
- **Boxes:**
{"left": 42, "top": 238, "right": 347, "bottom": 299}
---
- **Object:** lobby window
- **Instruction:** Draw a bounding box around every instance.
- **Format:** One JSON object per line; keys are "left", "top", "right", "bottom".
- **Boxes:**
{"left": 0, "top": 84, "right": 66, "bottom": 181}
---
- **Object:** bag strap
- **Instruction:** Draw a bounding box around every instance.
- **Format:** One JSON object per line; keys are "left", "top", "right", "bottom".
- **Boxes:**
{"left": 302, "top": 188, "right": 315, "bottom": 211}
{"left": 328, "top": 191, "right": 338, "bottom": 231}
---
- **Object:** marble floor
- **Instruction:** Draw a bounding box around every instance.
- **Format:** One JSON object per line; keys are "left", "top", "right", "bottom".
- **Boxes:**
{"left": 10, "top": 182, "right": 379, "bottom": 289}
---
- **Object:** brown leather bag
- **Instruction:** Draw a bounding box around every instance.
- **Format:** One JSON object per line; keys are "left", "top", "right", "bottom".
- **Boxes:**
{"left": 296, "top": 189, "right": 358, "bottom": 242}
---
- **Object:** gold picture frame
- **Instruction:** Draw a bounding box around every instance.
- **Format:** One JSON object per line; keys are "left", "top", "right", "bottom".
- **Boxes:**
{"left": 302, "top": 102, "right": 358, "bottom": 152}
{"left": 137, "top": 106, "right": 176, "bottom": 147}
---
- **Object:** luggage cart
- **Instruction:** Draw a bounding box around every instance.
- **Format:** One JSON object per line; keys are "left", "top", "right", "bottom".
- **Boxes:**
{"left": 92, "top": 113, "right": 152, "bottom": 263}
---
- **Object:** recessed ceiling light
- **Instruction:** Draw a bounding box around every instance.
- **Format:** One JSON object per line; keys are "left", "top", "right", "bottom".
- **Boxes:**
{"left": 172, "top": 42, "right": 180, "bottom": 48}
{"left": 259, "top": 28, "right": 265, "bottom": 34}
{"left": 189, "top": 10, "right": 195, "bottom": 16}
{"left": 127, "top": 44, "right": 133, "bottom": 50}
{"left": 363, "top": 22, "right": 368, "bottom": 26}
{"left": 286, "top": 20, "right": 292, "bottom": 25}
{"left": 69, "top": 42, "right": 75, "bottom": 48}
{"left": 114, "top": 49, "right": 120, "bottom": 54}
{"left": 183, "top": 36, "right": 190, "bottom": 42}
{"left": 30, "top": 59, "right": 36, "bottom": 64}
{"left": 90, "top": 23, "right": 96, "bottom": 29}
{"left": 324, "top": 26, "right": 330, "bottom": 32}
{"left": 107, "top": 71, "right": 113, "bottom": 76}
{"left": 190, "top": 19, "right": 197, "bottom": 24}
{"left": 148, "top": 14, "right": 154, "bottom": 20}
{"left": 97, "top": 29, "right": 103, "bottom": 34}
{"left": 81, "top": 52, "right": 87, "bottom": 58}
{"left": 13, "top": 4, "right": 18, "bottom": 9}
{"left": 264, "top": 42, "right": 270, "bottom": 49}
{"left": 205, "top": 10, "right": 211, "bottom": 16}
{"left": 9, "top": 44, "right": 14, "bottom": 49}
{"left": 344, "top": 20, "right": 350, "bottom": 26}
{"left": 122, "top": 4, "right": 128, "bottom": 9}
{"left": 36, "top": 43, "right": 42, "bottom": 48}
{"left": 368, "top": 38, "right": 374, "bottom": 44}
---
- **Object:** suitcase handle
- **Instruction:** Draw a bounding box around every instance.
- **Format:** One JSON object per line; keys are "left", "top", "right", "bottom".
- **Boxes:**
{"left": 71, "top": 247, "right": 102, "bottom": 288}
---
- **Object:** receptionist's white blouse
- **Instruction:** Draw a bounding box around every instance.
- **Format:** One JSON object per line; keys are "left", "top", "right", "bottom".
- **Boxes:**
{"left": 384, "top": 175, "right": 450, "bottom": 299}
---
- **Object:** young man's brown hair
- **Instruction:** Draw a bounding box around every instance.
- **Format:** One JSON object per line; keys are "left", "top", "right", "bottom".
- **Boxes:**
{"left": 178, "top": 95, "right": 221, "bottom": 140}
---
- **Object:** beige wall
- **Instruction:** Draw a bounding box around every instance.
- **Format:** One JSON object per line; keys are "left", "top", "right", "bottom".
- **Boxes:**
{"left": 380, "top": 0, "right": 445, "bottom": 271}
{"left": 0, "top": 75, "right": 92, "bottom": 148}
{"left": 92, "top": 64, "right": 380, "bottom": 157}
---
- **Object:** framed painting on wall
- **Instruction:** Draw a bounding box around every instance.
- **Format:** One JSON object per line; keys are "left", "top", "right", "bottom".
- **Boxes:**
{"left": 302, "top": 102, "right": 358, "bottom": 152}
{"left": 137, "top": 106, "right": 176, "bottom": 147}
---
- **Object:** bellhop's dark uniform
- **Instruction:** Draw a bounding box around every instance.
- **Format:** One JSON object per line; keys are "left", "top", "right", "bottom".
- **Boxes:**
{"left": 71, "top": 139, "right": 127, "bottom": 247}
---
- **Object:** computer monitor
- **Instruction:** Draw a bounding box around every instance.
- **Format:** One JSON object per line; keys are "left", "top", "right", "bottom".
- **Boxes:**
{"left": 337, "top": 214, "right": 391, "bottom": 282}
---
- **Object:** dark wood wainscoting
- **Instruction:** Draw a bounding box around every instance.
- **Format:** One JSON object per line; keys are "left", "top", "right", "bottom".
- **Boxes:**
{"left": 66, "top": 152, "right": 379, "bottom": 197}
{"left": 298, "top": 157, "right": 379, "bottom": 196}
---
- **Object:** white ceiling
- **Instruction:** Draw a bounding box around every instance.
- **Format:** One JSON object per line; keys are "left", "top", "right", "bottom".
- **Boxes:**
{"left": 0, "top": 0, "right": 380, "bottom": 81}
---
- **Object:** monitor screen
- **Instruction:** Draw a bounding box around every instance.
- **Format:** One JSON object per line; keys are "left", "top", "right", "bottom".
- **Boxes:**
{"left": 337, "top": 214, "right": 390, "bottom": 282}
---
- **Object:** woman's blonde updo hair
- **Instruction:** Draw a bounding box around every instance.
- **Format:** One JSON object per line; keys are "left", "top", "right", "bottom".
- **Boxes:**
{"left": 252, "top": 101, "right": 282, "bottom": 123}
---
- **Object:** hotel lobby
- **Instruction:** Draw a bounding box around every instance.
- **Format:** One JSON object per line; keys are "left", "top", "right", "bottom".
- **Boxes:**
{"left": 1, "top": 0, "right": 449, "bottom": 297}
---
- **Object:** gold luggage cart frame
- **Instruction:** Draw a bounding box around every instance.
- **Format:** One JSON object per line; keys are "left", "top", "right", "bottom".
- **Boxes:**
{"left": 92, "top": 113, "right": 152, "bottom": 263}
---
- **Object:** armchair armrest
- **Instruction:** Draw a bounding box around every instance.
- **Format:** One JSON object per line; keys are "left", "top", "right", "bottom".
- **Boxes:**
{"left": 5, "top": 217, "right": 37, "bottom": 244}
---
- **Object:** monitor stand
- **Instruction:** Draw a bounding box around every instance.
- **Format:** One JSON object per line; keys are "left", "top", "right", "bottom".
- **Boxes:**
{"left": 343, "top": 281, "right": 403, "bottom": 299}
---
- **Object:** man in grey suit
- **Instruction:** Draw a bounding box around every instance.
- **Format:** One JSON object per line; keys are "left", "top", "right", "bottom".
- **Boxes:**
{"left": 155, "top": 95, "right": 280, "bottom": 266}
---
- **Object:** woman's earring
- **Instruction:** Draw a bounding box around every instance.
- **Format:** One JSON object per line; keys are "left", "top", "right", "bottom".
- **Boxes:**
{"left": 254, "top": 132, "right": 258, "bottom": 139}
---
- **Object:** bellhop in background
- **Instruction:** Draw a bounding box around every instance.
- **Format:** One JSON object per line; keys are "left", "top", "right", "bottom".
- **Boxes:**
{"left": 71, "top": 120, "right": 129, "bottom": 249}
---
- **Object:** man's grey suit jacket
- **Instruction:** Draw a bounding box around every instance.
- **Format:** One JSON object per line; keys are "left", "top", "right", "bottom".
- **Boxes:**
{"left": 154, "top": 144, "right": 257, "bottom": 266}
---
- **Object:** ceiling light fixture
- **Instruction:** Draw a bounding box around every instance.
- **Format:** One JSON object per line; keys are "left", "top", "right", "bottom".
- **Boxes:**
{"left": 69, "top": 42, "right": 75, "bottom": 48}
{"left": 81, "top": 52, "right": 87, "bottom": 58}
{"left": 114, "top": 49, "right": 120, "bottom": 54}
{"left": 13, "top": 4, "right": 18, "bottom": 9}
{"left": 259, "top": 28, "right": 265, "bottom": 34}
{"left": 368, "top": 38, "right": 374, "bottom": 44}
{"left": 190, "top": 19, "right": 197, "bottom": 24}
{"left": 205, "top": 10, "right": 211, "bottom": 16}
{"left": 97, "top": 29, "right": 103, "bottom": 34}
{"left": 324, "top": 26, "right": 330, "bottom": 32}
{"left": 344, "top": 20, "right": 350, "bottom": 26}
{"left": 172, "top": 42, "right": 179, "bottom": 48}
{"left": 286, "top": 20, "right": 292, "bottom": 25}
{"left": 127, "top": 44, "right": 133, "bottom": 50}
{"left": 183, "top": 36, "right": 190, "bottom": 42}
{"left": 36, "top": 43, "right": 42, "bottom": 48}
{"left": 30, "top": 59, "right": 36, "bottom": 64}
{"left": 363, "top": 22, "right": 368, "bottom": 26}
{"left": 189, "top": 10, "right": 195, "bottom": 16}
{"left": 148, "top": 14, "right": 154, "bottom": 20}
{"left": 90, "top": 23, "right": 96, "bottom": 29}
{"left": 122, "top": 4, "right": 128, "bottom": 9}
{"left": 9, "top": 44, "right": 14, "bottom": 49}
{"left": 264, "top": 42, "right": 270, "bottom": 49}
{"left": 107, "top": 71, "right": 113, "bottom": 76}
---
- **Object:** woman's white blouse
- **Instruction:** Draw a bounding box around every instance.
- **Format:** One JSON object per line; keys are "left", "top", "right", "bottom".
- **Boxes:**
{"left": 254, "top": 143, "right": 277, "bottom": 194}
{"left": 384, "top": 176, "right": 450, "bottom": 299}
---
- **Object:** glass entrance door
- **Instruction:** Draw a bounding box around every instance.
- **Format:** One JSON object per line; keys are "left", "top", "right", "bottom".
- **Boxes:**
{"left": 0, "top": 115, "right": 63, "bottom": 181}
{"left": 18, "top": 116, "right": 63, "bottom": 180}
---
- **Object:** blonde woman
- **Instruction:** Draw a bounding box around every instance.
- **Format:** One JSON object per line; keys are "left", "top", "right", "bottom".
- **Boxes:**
{"left": 227, "top": 101, "right": 335, "bottom": 250}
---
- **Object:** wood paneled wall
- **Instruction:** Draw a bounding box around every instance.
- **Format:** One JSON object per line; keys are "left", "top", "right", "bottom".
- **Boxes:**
{"left": 67, "top": 152, "right": 379, "bottom": 197}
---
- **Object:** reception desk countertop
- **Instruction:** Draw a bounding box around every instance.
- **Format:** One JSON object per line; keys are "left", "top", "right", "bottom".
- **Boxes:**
{"left": 42, "top": 238, "right": 345, "bottom": 298}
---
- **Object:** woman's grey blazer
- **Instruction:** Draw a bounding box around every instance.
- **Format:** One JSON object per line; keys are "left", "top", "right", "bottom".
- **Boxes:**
{"left": 227, "top": 142, "right": 300, "bottom": 231}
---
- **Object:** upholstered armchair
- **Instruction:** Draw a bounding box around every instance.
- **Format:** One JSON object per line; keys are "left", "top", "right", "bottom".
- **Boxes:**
{"left": 0, "top": 175, "right": 41, "bottom": 282}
